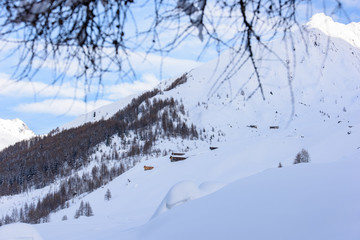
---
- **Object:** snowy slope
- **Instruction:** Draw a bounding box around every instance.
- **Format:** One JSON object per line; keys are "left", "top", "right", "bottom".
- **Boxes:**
{"left": 0, "top": 118, "right": 35, "bottom": 150}
{"left": 3, "top": 148, "right": 359, "bottom": 240}
{"left": 0, "top": 13, "right": 359, "bottom": 240}
{"left": 114, "top": 158, "right": 360, "bottom": 240}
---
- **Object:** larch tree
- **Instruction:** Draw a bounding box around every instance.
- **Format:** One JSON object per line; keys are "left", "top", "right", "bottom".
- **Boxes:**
{"left": 105, "top": 188, "right": 112, "bottom": 201}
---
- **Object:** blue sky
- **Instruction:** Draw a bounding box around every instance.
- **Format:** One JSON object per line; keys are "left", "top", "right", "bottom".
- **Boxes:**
{"left": 0, "top": 0, "right": 359, "bottom": 135}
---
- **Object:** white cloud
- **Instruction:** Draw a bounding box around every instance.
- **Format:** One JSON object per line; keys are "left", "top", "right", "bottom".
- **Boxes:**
{"left": 14, "top": 99, "right": 112, "bottom": 116}
{"left": 0, "top": 73, "right": 85, "bottom": 99}
{"left": 32, "top": 57, "right": 80, "bottom": 77}
{"left": 27, "top": 48, "right": 203, "bottom": 85}
{"left": 128, "top": 52, "right": 203, "bottom": 78}
{"left": 0, "top": 40, "right": 19, "bottom": 52}
{"left": 105, "top": 73, "right": 160, "bottom": 100}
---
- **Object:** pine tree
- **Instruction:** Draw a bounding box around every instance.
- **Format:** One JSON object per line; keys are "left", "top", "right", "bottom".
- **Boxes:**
{"left": 19, "top": 207, "right": 25, "bottom": 222}
{"left": 84, "top": 202, "right": 94, "bottom": 217}
{"left": 74, "top": 201, "right": 84, "bottom": 219}
{"left": 105, "top": 189, "right": 112, "bottom": 201}
{"left": 294, "top": 149, "right": 310, "bottom": 164}
{"left": 75, "top": 201, "right": 94, "bottom": 218}
{"left": 74, "top": 209, "right": 81, "bottom": 219}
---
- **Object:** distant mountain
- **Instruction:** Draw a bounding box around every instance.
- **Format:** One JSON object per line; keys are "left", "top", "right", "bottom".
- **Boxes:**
{"left": 306, "top": 13, "right": 360, "bottom": 48}
{"left": 0, "top": 118, "right": 35, "bottom": 151}
{"left": 0, "top": 13, "right": 359, "bottom": 239}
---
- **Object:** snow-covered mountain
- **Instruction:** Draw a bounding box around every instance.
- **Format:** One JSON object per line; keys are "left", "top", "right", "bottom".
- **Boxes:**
{"left": 307, "top": 13, "right": 360, "bottom": 48}
{"left": 0, "top": 118, "right": 35, "bottom": 150}
{"left": 0, "top": 13, "right": 359, "bottom": 240}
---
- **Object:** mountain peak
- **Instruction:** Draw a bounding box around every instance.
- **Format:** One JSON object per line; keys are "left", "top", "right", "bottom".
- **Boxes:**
{"left": 306, "top": 13, "right": 360, "bottom": 48}
{"left": 0, "top": 117, "right": 35, "bottom": 150}
{"left": 307, "top": 13, "right": 334, "bottom": 26}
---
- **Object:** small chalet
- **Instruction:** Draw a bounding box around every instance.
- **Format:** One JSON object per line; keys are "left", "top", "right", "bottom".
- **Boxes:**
{"left": 170, "top": 152, "right": 187, "bottom": 162}
{"left": 144, "top": 165, "right": 154, "bottom": 171}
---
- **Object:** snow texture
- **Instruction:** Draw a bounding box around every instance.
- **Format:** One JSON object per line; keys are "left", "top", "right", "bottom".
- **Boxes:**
{"left": 151, "top": 180, "right": 224, "bottom": 219}
{"left": 0, "top": 223, "right": 43, "bottom": 240}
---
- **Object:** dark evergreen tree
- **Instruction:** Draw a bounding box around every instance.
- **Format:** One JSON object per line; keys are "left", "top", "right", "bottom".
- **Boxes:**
{"left": 84, "top": 202, "right": 94, "bottom": 217}
{"left": 105, "top": 189, "right": 112, "bottom": 201}
{"left": 294, "top": 149, "right": 310, "bottom": 164}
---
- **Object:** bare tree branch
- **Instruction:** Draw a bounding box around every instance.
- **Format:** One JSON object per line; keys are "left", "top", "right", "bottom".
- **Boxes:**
{"left": 0, "top": 0, "right": 348, "bottom": 101}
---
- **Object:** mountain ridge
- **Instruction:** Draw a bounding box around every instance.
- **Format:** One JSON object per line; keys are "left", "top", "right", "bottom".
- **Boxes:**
{"left": 0, "top": 118, "right": 35, "bottom": 151}
{"left": 66, "top": 13, "right": 360, "bottom": 132}
{"left": 307, "top": 13, "right": 360, "bottom": 48}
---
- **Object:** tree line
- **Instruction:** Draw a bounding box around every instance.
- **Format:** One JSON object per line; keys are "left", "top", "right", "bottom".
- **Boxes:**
{"left": 0, "top": 161, "right": 125, "bottom": 225}
{"left": 0, "top": 74, "right": 198, "bottom": 197}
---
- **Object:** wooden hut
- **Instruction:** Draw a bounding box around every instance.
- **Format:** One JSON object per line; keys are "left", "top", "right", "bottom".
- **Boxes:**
{"left": 171, "top": 152, "right": 185, "bottom": 156}
{"left": 144, "top": 165, "right": 154, "bottom": 171}
{"left": 170, "top": 153, "right": 187, "bottom": 162}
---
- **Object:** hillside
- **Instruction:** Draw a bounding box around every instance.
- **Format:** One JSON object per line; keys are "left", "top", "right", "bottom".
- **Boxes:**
{"left": 0, "top": 86, "right": 200, "bottom": 196}
{"left": 0, "top": 118, "right": 35, "bottom": 151}
{"left": 28, "top": 156, "right": 358, "bottom": 240}
{"left": 0, "top": 13, "right": 359, "bottom": 239}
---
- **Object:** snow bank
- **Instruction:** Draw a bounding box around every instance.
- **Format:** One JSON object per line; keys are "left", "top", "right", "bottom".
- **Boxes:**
{"left": 0, "top": 223, "right": 43, "bottom": 240}
{"left": 151, "top": 181, "right": 224, "bottom": 219}
{"left": 124, "top": 158, "right": 360, "bottom": 240}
